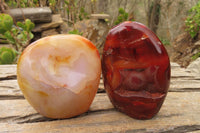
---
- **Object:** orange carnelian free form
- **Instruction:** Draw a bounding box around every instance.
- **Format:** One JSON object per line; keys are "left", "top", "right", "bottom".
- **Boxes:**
{"left": 17, "top": 34, "right": 101, "bottom": 118}
{"left": 102, "top": 21, "right": 171, "bottom": 119}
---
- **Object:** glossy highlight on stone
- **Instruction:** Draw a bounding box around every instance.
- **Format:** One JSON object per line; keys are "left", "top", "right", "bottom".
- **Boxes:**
{"left": 17, "top": 34, "right": 101, "bottom": 118}
{"left": 102, "top": 21, "right": 171, "bottom": 119}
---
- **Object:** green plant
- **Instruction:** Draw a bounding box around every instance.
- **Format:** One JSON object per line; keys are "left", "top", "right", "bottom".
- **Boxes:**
{"left": 68, "top": 29, "right": 83, "bottom": 35}
{"left": 6, "top": 1, "right": 17, "bottom": 8}
{"left": 0, "top": 47, "right": 17, "bottom": 64}
{"left": 185, "top": 0, "right": 200, "bottom": 38}
{"left": 159, "top": 37, "right": 170, "bottom": 46}
{"left": 79, "top": 7, "right": 89, "bottom": 21}
{"left": 64, "top": 0, "right": 89, "bottom": 25}
{"left": 114, "top": 8, "right": 135, "bottom": 26}
{"left": 192, "top": 50, "right": 200, "bottom": 60}
{"left": 0, "top": 14, "right": 35, "bottom": 52}
{"left": 49, "top": 0, "right": 56, "bottom": 6}
{"left": 6, "top": 0, "right": 39, "bottom": 8}
{"left": 49, "top": 0, "right": 57, "bottom": 13}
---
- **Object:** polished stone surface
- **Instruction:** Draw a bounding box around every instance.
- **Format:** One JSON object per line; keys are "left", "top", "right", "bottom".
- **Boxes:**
{"left": 17, "top": 34, "right": 101, "bottom": 118}
{"left": 102, "top": 21, "right": 171, "bottom": 119}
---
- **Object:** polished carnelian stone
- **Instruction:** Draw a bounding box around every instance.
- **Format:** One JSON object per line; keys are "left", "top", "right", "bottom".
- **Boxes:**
{"left": 102, "top": 21, "right": 171, "bottom": 119}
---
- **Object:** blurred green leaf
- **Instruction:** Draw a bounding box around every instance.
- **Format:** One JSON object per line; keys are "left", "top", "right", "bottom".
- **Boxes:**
{"left": 4, "top": 31, "right": 15, "bottom": 44}
{"left": 185, "top": 0, "right": 200, "bottom": 38}
{"left": 0, "top": 47, "right": 17, "bottom": 64}
{"left": 17, "top": 22, "right": 25, "bottom": 29}
{"left": 80, "top": 7, "right": 85, "bottom": 13}
{"left": 0, "top": 14, "right": 13, "bottom": 34}
{"left": 1, "top": 51, "right": 13, "bottom": 64}
{"left": 68, "top": 29, "right": 83, "bottom": 35}
{"left": 29, "top": 32, "right": 34, "bottom": 39}
{"left": 0, "top": 47, "right": 7, "bottom": 54}
{"left": 124, "top": 13, "right": 129, "bottom": 20}
{"left": 119, "top": 8, "right": 125, "bottom": 14}
{"left": 114, "top": 8, "right": 133, "bottom": 25}
{"left": 65, "top": 0, "right": 69, "bottom": 5}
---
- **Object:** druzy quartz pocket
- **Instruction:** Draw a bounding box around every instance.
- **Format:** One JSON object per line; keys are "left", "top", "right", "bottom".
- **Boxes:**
{"left": 102, "top": 21, "right": 171, "bottom": 119}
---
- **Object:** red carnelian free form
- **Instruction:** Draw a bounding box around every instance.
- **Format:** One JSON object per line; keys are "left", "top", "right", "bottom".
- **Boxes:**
{"left": 102, "top": 21, "right": 171, "bottom": 119}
